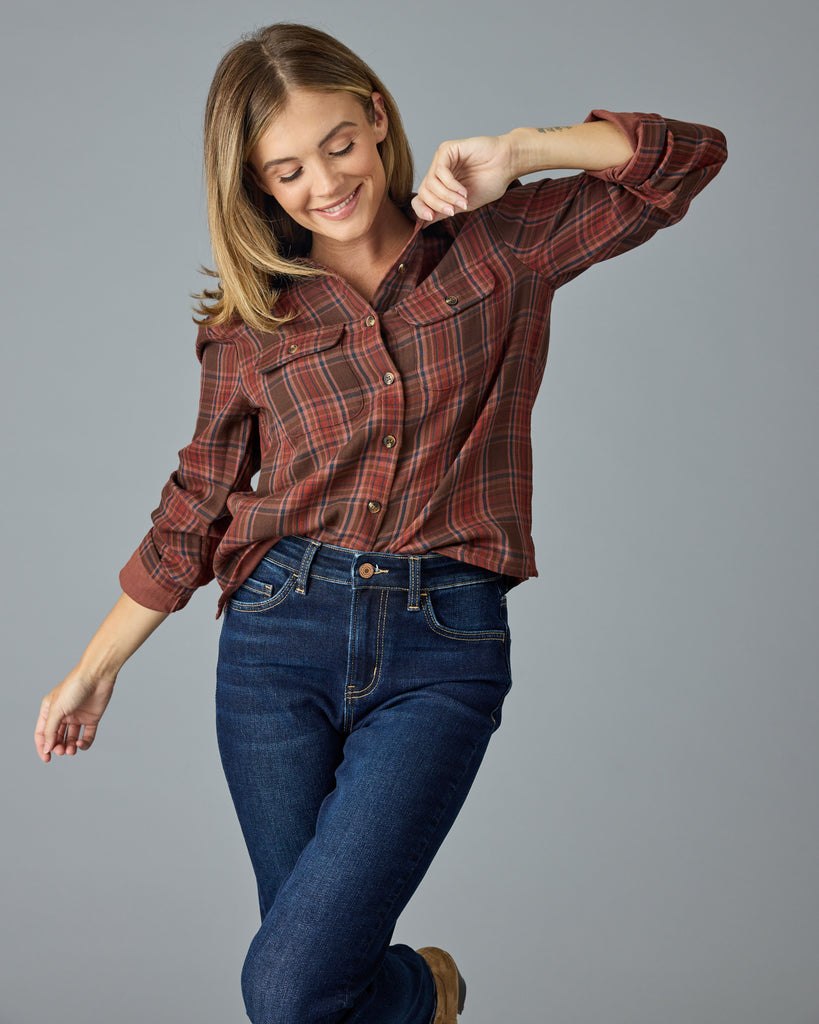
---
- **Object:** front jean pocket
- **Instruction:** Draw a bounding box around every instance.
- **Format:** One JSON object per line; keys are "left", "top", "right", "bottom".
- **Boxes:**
{"left": 228, "top": 557, "right": 298, "bottom": 614}
{"left": 421, "top": 580, "right": 508, "bottom": 642}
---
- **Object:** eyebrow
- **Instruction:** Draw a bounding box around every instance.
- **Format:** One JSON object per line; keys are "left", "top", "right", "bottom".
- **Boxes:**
{"left": 259, "top": 120, "right": 358, "bottom": 174}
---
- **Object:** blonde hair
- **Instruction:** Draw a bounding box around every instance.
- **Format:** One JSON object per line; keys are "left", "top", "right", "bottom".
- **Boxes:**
{"left": 193, "top": 23, "right": 414, "bottom": 331}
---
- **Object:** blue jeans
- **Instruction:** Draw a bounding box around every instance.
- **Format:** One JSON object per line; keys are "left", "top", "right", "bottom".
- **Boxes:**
{"left": 216, "top": 537, "right": 514, "bottom": 1024}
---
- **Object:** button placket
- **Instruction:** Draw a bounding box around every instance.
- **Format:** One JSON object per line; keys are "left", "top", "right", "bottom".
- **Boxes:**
{"left": 355, "top": 309, "right": 400, "bottom": 533}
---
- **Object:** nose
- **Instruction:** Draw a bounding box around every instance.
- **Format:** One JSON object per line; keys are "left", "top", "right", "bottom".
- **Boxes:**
{"left": 311, "top": 159, "right": 345, "bottom": 200}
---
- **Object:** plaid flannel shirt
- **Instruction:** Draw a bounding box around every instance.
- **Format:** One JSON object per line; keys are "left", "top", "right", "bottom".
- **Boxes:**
{"left": 120, "top": 109, "right": 727, "bottom": 616}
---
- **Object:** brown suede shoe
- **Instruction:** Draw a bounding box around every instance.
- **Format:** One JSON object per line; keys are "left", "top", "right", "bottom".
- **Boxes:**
{"left": 416, "top": 947, "right": 467, "bottom": 1022}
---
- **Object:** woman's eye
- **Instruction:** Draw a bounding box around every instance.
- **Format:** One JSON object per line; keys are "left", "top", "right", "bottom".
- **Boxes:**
{"left": 276, "top": 140, "right": 353, "bottom": 184}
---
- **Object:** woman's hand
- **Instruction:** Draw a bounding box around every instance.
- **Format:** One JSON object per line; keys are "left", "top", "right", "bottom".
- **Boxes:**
{"left": 34, "top": 592, "right": 169, "bottom": 763}
{"left": 411, "top": 134, "right": 517, "bottom": 223}
{"left": 35, "top": 666, "right": 116, "bottom": 762}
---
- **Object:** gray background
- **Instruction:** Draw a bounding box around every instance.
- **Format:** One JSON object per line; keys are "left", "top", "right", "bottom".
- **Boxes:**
{"left": 3, "top": 0, "right": 817, "bottom": 1022}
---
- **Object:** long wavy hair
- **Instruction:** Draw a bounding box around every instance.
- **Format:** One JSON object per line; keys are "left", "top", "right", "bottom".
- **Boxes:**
{"left": 192, "top": 23, "right": 414, "bottom": 331}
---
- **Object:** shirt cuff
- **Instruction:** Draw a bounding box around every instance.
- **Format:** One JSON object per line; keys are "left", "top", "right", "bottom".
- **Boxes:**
{"left": 119, "top": 548, "right": 194, "bottom": 613}
{"left": 583, "top": 109, "right": 668, "bottom": 187}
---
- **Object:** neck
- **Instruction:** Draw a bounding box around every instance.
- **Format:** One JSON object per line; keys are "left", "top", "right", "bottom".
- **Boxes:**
{"left": 310, "top": 196, "right": 414, "bottom": 278}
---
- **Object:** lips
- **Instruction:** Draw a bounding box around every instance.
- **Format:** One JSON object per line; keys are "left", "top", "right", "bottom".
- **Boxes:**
{"left": 313, "top": 184, "right": 362, "bottom": 217}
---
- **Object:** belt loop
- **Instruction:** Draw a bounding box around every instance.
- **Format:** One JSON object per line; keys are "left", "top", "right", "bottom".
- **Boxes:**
{"left": 407, "top": 555, "right": 421, "bottom": 612}
{"left": 295, "top": 539, "right": 322, "bottom": 595}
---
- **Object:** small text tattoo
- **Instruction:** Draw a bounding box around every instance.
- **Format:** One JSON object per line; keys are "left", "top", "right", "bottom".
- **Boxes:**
{"left": 537, "top": 126, "right": 572, "bottom": 134}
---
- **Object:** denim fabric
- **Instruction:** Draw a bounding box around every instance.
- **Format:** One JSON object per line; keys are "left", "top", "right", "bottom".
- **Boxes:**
{"left": 216, "top": 536, "right": 514, "bottom": 1024}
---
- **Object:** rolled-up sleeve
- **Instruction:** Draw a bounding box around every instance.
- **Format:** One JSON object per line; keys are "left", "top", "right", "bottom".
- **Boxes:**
{"left": 490, "top": 110, "right": 728, "bottom": 286}
{"left": 119, "top": 325, "right": 259, "bottom": 612}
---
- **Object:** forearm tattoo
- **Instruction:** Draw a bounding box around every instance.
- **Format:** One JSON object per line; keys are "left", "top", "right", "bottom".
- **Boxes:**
{"left": 536, "top": 125, "right": 571, "bottom": 134}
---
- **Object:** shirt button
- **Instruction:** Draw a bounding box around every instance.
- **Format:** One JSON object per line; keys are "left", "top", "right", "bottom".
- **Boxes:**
{"left": 358, "top": 562, "right": 375, "bottom": 579}
{"left": 367, "top": 500, "right": 382, "bottom": 514}
{"left": 365, "top": 315, "right": 376, "bottom": 327}
{"left": 383, "top": 372, "right": 395, "bottom": 385}
{"left": 398, "top": 262, "right": 406, "bottom": 273}
{"left": 445, "top": 295, "right": 459, "bottom": 306}
{"left": 382, "top": 434, "right": 397, "bottom": 449}
{"left": 287, "top": 343, "right": 299, "bottom": 353}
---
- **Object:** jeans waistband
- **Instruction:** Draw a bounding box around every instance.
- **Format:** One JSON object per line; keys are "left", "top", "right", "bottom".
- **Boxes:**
{"left": 262, "top": 536, "right": 506, "bottom": 605}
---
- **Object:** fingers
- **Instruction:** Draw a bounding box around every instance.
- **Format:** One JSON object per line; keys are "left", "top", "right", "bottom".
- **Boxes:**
{"left": 43, "top": 697, "right": 66, "bottom": 759}
{"left": 35, "top": 697, "right": 91, "bottom": 762}
{"left": 64, "top": 723, "right": 83, "bottom": 756}
{"left": 34, "top": 698, "right": 70, "bottom": 761}
{"left": 412, "top": 180, "right": 468, "bottom": 222}
{"left": 413, "top": 142, "right": 469, "bottom": 222}
{"left": 34, "top": 699, "right": 52, "bottom": 763}
{"left": 77, "top": 723, "right": 97, "bottom": 751}
{"left": 410, "top": 195, "right": 441, "bottom": 223}
{"left": 433, "top": 160, "right": 469, "bottom": 206}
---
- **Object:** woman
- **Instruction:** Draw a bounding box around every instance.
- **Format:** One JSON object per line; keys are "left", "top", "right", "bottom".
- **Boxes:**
{"left": 34, "top": 22, "right": 726, "bottom": 1024}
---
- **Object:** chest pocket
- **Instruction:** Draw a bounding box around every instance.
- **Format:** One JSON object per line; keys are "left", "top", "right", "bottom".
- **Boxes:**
{"left": 394, "top": 263, "right": 496, "bottom": 390}
{"left": 255, "top": 324, "right": 365, "bottom": 442}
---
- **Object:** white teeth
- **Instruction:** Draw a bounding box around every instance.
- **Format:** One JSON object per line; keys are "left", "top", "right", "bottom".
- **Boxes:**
{"left": 320, "top": 188, "right": 357, "bottom": 214}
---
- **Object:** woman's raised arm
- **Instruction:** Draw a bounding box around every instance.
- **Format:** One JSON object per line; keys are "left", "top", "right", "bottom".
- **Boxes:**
{"left": 411, "top": 119, "right": 634, "bottom": 222}
{"left": 34, "top": 593, "right": 169, "bottom": 763}
{"left": 414, "top": 110, "right": 727, "bottom": 287}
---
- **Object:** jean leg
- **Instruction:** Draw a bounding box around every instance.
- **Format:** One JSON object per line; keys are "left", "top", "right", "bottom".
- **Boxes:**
{"left": 216, "top": 592, "right": 347, "bottom": 917}
{"left": 216, "top": 682, "right": 344, "bottom": 918}
{"left": 241, "top": 678, "right": 507, "bottom": 1024}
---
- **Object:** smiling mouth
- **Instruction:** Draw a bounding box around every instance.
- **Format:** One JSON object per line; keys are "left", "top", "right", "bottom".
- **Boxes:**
{"left": 315, "top": 185, "right": 361, "bottom": 214}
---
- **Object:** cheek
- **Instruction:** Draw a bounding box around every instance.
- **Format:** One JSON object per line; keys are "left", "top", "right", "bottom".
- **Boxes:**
{"left": 345, "top": 141, "right": 383, "bottom": 178}
{"left": 271, "top": 184, "right": 308, "bottom": 216}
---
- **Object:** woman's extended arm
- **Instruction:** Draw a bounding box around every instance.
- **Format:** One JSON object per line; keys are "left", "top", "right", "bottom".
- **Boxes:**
{"left": 413, "top": 110, "right": 727, "bottom": 286}
{"left": 411, "top": 120, "right": 634, "bottom": 222}
{"left": 34, "top": 593, "right": 168, "bottom": 763}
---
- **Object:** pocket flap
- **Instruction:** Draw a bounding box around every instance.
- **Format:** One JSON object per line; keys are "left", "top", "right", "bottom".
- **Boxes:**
{"left": 255, "top": 324, "right": 346, "bottom": 374}
{"left": 395, "top": 263, "right": 495, "bottom": 326}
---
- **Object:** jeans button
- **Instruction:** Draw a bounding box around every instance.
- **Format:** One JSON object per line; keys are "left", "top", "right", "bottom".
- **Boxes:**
{"left": 358, "top": 563, "right": 375, "bottom": 578}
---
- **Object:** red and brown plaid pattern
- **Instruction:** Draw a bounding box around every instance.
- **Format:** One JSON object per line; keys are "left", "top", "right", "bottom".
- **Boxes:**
{"left": 120, "top": 109, "right": 727, "bottom": 616}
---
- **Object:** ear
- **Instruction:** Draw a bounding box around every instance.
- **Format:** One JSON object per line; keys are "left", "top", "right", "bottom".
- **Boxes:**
{"left": 370, "top": 91, "right": 389, "bottom": 144}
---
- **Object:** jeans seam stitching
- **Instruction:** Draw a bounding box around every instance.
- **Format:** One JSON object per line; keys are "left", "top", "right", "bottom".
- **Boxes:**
{"left": 227, "top": 574, "right": 298, "bottom": 613}
{"left": 350, "top": 590, "right": 389, "bottom": 700}
{"left": 421, "top": 594, "right": 507, "bottom": 642}
{"left": 344, "top": 591, "right": 360, "bottom": 732}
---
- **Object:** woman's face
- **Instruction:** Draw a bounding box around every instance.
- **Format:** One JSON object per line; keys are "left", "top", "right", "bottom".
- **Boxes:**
{"left": 249, "top": 88, "right": 390, "bottom": 250}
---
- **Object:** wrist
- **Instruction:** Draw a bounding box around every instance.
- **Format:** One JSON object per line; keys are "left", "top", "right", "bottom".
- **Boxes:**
{"left": 504, "top": 126, "right": 572, "bottom": 178}
{"left": 503, "top": 127, "right": 538, "bottom": 180}
{"left": 78, "top": 639, "right": 123, "bottom": 681}
{"left": 80, "top": 592, "right": 168, "bottom": 680}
